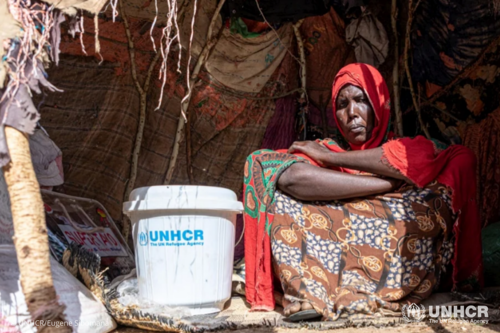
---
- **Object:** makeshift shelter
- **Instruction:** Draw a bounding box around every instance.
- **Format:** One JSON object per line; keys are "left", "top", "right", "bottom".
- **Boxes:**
{"left": 1, "top": 0, "right": 500, "bottom": 331}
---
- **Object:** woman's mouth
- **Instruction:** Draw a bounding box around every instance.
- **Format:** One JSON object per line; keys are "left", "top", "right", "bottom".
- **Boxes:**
{"left": 349, "top": 125, "right": 365, "bottom": 134}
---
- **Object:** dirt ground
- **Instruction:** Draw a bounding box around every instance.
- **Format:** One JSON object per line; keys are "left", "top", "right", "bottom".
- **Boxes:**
{"left": 114, "top": 321, "right": 500, "bottom": 333}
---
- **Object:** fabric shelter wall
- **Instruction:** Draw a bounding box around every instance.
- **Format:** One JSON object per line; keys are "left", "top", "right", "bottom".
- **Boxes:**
{"left": 34, "top": 6, "right": 299, "bottom": 221}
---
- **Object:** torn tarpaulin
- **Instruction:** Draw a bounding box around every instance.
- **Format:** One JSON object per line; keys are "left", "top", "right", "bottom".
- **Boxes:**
{"left": 345, "top": 9, "right": 388, "bottom": 68}
{"left": 41, "top": 0, "right": 108, "bottom": 15}
{"left": 1, "top": 0, "right": 108, "bottom": 168}
{"left": 0, "top": 0, "right": 65, "bottom": 168}
{"left": 50, "top": 12, "right": 66, "bottom": 65}
{"left": 29, "top": 129, "right": 64, "bottom": 187}
{"left": 0, "top": 1, "right": 21, "bottom": 89}
{"left": 0, "top": 59, "right": 61, "bottom": 167}
{"left": 205, "top": 23, "right": 293, "bottom": 93}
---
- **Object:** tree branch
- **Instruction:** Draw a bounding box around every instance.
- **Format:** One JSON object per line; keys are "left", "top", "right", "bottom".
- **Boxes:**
{"left": 120, "top": 0, "right": 162, "bottom": 240}
{"left": 164, "top": 0, "right": 226, "bottom": 184}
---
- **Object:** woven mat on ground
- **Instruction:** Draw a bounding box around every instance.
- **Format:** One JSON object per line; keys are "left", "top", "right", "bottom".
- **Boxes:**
{"left": 62, "top": 244, "right": 500, "bottom": 332}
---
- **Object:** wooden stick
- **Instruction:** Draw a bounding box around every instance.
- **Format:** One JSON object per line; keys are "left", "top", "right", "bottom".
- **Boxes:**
{"left": 293, "top": 20, "right": 306, "bottom": 102}
{"left": 293, "top": 19, "right": 309, "bottom": 140}
{"left": 120, "top": 0, "right": 162, "bottom": 240}
{"left": 403, "top": 0, "right": 430, "bottom": 139}
{"left": 3, "top": 126, "right": 70, "bottom": 333}
{"left": 186, "top": 97, "right": 193, "bottom": 184}
{"left": 391, "top": 0, "right": 403, "bottom": 136}
{"left": 164, "top": 0, "right": 226, "bottom": 184}
{"left": 118, "top": 0, "right": 143, "bottom": 95}
{"left": 122, "top": 53, "right": 161, "bottom": 198}
{"left": 430, "top": 103, "right": 461, "bottom": 122}
{"left": 123, "top": 52, "right": 161, "bottom": 204}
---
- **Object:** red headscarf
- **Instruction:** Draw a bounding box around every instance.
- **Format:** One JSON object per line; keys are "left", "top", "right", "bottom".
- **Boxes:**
{"left": 331, "top": 63, "right": 392, "bottom": 151}
{"left": 286, "top": 63, "right": 394, "bottom": 173}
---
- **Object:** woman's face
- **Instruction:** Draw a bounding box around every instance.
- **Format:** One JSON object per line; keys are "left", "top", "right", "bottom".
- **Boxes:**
{"left": 335, "top": 84, "right": 375, "bottom": 145}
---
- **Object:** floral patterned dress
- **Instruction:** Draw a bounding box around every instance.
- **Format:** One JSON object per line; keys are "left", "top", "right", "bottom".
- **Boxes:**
{"left": 244, "top": 149, "right": 456, "bottom": 320}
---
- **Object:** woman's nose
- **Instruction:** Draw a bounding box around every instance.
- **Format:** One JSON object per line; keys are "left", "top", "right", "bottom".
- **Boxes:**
{"left": 347, "top": 101, "right": 358, "bottom": 119}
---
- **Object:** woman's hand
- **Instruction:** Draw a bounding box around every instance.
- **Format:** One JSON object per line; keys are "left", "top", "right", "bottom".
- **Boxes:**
{"left": 287, "top": 141, "right": 334, "bottom": 167}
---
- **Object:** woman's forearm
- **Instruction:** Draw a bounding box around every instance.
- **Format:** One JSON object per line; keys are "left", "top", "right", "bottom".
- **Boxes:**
{"left": 277, "top": 163, "right": 399, "bottom": 201}
{"left": 323, "top": 147, "right": 412, "bottom": 183}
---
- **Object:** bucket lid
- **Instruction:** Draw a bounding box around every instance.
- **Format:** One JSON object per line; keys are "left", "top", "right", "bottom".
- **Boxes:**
{"left": 123, "top": 185, "right": 243, "bottom": 214}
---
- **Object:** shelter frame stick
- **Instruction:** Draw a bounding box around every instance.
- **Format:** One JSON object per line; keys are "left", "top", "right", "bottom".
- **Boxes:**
{"left": 118, "top": 0, "right": 143, "bottom": 95}
{"left": 186, "top": 96, "right": 193, "bottom": 184}
{"left": 391, "top": 0, "right": 403, "bottom": 136}
{"left": 164, "top": 0, "right": 226, "bottom": 184}
{"left": 3, "top": 126, "right": 70, "bottom": 333}
{"left": 293, "top": 19, "right": 307, "bottom": 103}
{"left": 430, "top": 103, "right": 461, "bottom": 122}
{"left": 404, "top": 0, "right": 431, "bottom": 139}
{"left": 120, "top": 0, "right": 161, "bottom": 239}
{"left": 293, "top": 19, "right": 309, "bottom": 141}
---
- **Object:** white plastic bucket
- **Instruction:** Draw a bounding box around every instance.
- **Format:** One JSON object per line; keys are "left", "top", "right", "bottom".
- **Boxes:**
{"left": 123, "top": 185, "right": 243, "bottom": 315}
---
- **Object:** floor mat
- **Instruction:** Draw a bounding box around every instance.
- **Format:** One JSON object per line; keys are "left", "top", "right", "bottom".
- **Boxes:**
{"left": 62, "top": 244, "right": 500, "bottom": 332}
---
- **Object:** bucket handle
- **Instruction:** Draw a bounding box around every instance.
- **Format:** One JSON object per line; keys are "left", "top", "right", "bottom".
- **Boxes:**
{"left": 55, "top": 199, "right": 105, "bottom": 234}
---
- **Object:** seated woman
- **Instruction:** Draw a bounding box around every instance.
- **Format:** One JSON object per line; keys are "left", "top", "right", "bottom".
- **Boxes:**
{"left": 243, "top": 63, "right": 483, "bottom": 321}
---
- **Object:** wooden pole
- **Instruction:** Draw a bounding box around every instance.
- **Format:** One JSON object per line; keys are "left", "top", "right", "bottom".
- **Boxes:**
{"left": 391, "top": 0, "right": 403, "bottom": 136}
{"left": 293, "top": 20, "right": 306, "bottom": 102}
{"left": 164, "top": 0, "right": 226, "bottom": 184}
{"left": 120, "top": 0, "right": 162, "bottom": 240}
{"left": 3, "top": 126, "right": 70, "bottom": 333}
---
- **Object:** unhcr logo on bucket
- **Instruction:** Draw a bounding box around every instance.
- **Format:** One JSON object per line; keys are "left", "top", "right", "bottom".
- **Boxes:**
{"left": 402, "top": 303, "right": 489, "bottom": 324}
{"left": 139, "top": 230, "right": 205, "bottom": 247}
{"left": 139, "top": 232, "right": 148, "bottom": 246}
